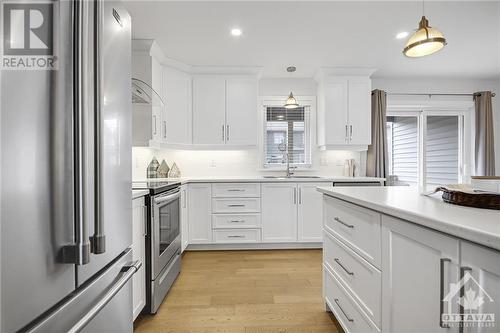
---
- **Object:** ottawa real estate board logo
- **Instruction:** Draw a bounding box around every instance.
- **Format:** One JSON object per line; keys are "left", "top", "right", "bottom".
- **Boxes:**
{"left": 1, "top": 1, "right": 56, "bottom": 70}
{"left": 442, "top": 271, "right": 495, "bottom": 328}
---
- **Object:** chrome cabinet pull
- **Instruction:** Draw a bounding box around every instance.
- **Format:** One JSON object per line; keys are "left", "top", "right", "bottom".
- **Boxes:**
{"left": 228, "top": 204, "right": 245, "bottom": 207}
{"left": 293, "top": 188, "right": 297, "bottom": 204}
{"left": 349, "top": 125, "right": 353, "bottom": 141}
{"left": 153, "top": 115, "right": 157, "bottom": 135}
{"left": 334, "top": 258, "right": 354, "bottom": 276}
{"left": 226, "top": 125, "right": 230, "bottom": 141}
{"left": 334, "top": 217, "right": 354, "bottom": 229}
{"left": 229, "top": 220, "right": 245, "bottom": 223}
{"left": 298, "top": 188, "right": 302, "bottom": 204}
{"left": 66, "top": 260, "right": 142, "bottom": 333}
{"left": 459, "top": 266, "right": 473, "bottom": 333}
{"left": 182, "top": 189, "right": 187, "bottom": 208}
{"left": 163, "top": 121, "right": 166, "bottom": 139}
{"left": 227, "top": 189, "right": 245, "bottom": 192}
{"left": 222, "top": 125, "right": 225, "bottom": 142}
{"left": 143, "top": 206, "right": 148, "bottom": 236}
{"left": 227, "top": 235, "right": 245, "bottom": 238}
{"left": 345, "top": 125, "right": 348, "bottom": 142}
{"left": 440, "top": 258, "right": 452, "bottom": 328}
{"left": 334, "top": 299, "right": 354, "bottom": 322}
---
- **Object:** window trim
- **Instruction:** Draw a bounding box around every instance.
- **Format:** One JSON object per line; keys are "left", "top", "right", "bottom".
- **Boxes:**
{"left": 259, "top": 96, "right": 316, "bottom": 170}
{"left": 387, "top": 107, "right": 471, "bottom": 188}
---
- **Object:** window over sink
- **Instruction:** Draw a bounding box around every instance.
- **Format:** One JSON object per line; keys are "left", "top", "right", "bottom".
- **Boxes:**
{"left": 263, "top": 106, "right": 312, "bottom": 168}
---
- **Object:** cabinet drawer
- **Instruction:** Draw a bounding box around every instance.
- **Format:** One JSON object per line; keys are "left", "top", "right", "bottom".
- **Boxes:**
{"left": 324, "top": 196, "right": 381, "bottom": 268}
{"left": 212, "top": 214, "right": 261, "bottom": 229}
{"left": 324, "top": 230, "right": 381, "bottom": 328}
{"left": 213, "top": 229, "right": 261, "bottom": 243}
{"left": 324, "top": 265, "right": 380, "bottom": 333}
{"left": 212, "top": 198, "right": 261, "bottom": 213}
{"left": 212, "top": 183, "right": 261, "bottom": 198}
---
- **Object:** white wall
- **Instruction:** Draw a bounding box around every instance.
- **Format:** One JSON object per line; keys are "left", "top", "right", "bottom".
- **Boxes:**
{"left": 372, "top": 77, "right": 500, "bottom": 175}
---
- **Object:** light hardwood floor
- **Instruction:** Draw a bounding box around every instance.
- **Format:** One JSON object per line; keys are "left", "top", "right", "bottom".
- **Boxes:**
{"left": 134, "top": 249, "right": 342, "bottom": 333}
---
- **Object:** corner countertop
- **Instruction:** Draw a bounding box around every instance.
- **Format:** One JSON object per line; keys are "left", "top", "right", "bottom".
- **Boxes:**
{"left": 133, "top": 176, "right": 385, "bottom": 184}
{"left": 317, "top": 186, "right": 500, "bottom": 251}
{"left": 132, "top": 189, "right": 149, "bottom": 200}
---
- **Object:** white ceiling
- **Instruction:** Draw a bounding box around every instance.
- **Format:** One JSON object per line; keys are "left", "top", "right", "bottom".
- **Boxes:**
{"left": 123, "top": 1, "right": 500, "bottom": 79}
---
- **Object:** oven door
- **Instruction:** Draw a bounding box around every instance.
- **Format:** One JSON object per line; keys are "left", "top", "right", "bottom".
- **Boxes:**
{"left": 152, "top": 188, "right": 181, "bottom": 279}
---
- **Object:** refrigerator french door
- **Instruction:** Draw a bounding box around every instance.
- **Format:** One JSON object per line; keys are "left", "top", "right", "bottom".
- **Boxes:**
{"left": 0, "top": 1, "right": 137, "bottom": 332}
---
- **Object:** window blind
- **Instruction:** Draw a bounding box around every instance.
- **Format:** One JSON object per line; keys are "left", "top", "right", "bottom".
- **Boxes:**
{"left": 264, "top": 106, "right": 311, "bottom": 166}
{"left": 387, "top": 116, "right": 418, "bottom": 184}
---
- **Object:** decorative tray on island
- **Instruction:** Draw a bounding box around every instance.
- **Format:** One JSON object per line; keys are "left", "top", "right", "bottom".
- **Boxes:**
{"left": 433, "top": 184, "right": 500, "bottom": 210}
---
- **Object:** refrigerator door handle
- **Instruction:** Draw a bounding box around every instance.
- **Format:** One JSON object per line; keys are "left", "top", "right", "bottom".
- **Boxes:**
{"left": 67, "top": 260, "right": 142, "bottom": 333}
{"left": 90, "top": 0, "right": 105, "bottom": 255}
{"left": 62, "top": 0, "right": 91, "bottom": 265}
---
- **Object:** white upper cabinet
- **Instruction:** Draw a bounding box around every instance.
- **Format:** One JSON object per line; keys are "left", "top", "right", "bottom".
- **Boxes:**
{"left": 316, "top": 69, "right": 374, "bottom": 150}
{"left": 132, "top": 40, "right": 165, "bottom": 146}
{"left": 348, "top": 78, "right": 372, "bottom": 145}
{"left": 225, "top": 78, "right": 258, "bottom": 145}
{"left": 192, "top": 76, "right": 226, "bottom": 145}
{"left": 163, "top": 66, "right": 192, "bottom": 145}
{"left": 192, "top": 75, "right": 258, "bottom": 147}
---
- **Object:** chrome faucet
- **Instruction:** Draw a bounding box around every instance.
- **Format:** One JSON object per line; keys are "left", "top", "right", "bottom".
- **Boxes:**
{"left": 285, "top": 151, "right": 296, "bottom": 178}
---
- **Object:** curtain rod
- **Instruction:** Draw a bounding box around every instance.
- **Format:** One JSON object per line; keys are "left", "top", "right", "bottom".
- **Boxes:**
{"left": 384, "top": 92, "right": 496, "bottom": 97}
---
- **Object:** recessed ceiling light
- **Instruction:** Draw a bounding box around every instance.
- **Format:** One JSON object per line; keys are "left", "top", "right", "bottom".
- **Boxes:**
{"left": 396, "top": 31, "right": 409, "bottom": 39}
{"left": 230, "top": 28, "right": 242, "bottom": 37}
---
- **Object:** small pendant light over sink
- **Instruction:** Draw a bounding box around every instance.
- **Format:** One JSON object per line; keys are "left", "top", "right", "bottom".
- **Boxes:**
{"left": 284, "top": 66, "right": 299, "bottom": 109}
{"left": 403, "top": 0, "right": 447, "bottom": 57}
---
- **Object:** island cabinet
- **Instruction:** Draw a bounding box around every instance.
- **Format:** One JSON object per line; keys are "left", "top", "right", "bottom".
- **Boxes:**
{"left": 322, "top": 193, "right": 500, "bottom": 333}
{"left": 381, "top": 215, "right": 460, "bottom": 333}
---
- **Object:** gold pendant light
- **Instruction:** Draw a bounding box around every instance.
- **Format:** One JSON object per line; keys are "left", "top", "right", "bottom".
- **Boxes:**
{"left": 403, "top": 1, "right": 447, "bottom": 57}
{"left": 284, "top": 66, "right": 299, "bottom": 109}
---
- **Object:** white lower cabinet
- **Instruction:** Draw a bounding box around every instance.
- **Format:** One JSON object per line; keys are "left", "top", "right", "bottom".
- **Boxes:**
{"left": 381, "top": 215, "right": 460, "bottom": 333}
{"left": 132, "top": 197, "right": 146, "bottom": 320}
{"left": 261, "top": 183, "right": 298, "bottom": 242}
{"left": 180, "top": 184, "right": 189, "bottom": 252}
{"left": 187, "top": 184, "right": 212, "bottom": 244}
{"left": 460, "top": 241, "right": 500, "bottom": 333}
{"left": 297, "top": 183, "right": 328, "bottom": 242}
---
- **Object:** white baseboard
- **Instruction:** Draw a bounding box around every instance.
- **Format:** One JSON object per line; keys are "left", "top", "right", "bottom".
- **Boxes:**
{"left": 186, "top": 242, "right": 323, "bottom": 251}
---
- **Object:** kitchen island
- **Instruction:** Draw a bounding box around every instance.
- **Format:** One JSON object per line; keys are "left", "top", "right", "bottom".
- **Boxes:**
{"left": 318, "top": 185, "right": 500, "bottom": 333}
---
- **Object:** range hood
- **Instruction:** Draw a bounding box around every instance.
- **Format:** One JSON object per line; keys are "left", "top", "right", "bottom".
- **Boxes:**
{"left": 132, "top": 78, "right": 164, "bottom": 107}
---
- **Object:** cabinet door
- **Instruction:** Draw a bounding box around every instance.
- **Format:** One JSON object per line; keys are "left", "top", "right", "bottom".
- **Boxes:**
{"left": 187, "top": 184, "right": 212, "bottom": 244}
{"left": 180, "top": 185, "right": 189, "bottom": 252}
{"left": 297, "top": 183, "right": 328, "bottom": 242}
{"left": 151, "top": 56, "right": 163, "bottom": 143}
{"left": 460, "top": 241, "right": 500, "bottom": 333}
{"left": 261, "top": 183, "right": 298, "bottom": 242}
{"left": 225, "top": 78, "right": 258, "bottom": 145}
{"left": 381, "top": 215, "right": 460, "bottom": 333}
{"left": 163, "top": 67, "right": 192, "bottom": 144}
{"left": 192, "top": 76, "right": 226, "bottom": 145}
{"left": 132, "top": 197, "right": 146, "bottom": 320}
{"left": 348, "top": 78, "right": 371, "bottom": 145}
{"left": 324, "top": 80, "right": 349, "bottom": 145}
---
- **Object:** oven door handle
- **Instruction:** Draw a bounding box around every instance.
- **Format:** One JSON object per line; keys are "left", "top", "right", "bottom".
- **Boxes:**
{"left": 154, "top": 190, "right": 181, "bottom": 205}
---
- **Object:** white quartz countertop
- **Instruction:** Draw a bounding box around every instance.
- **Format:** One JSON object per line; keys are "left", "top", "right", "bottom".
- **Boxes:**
{"left": 317, "top": 186, "right": 500, "bottom": 251}
{"left": 132, "top": 189, "right": 149, "bottom": 199}
{"left": 134, "top": 176, "right": 384, "bottom": 184}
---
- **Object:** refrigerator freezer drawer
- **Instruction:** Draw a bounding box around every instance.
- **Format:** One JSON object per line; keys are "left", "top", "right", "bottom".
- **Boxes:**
{"left": 24, "top": 249, "right": 139, "bottom": 333}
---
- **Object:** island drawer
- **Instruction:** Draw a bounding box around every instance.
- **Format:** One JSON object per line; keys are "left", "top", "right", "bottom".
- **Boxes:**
{"left": 213, "top": 229, "right": 261, "bottom": 243}
{"left": 212, "top": 214, "right": 261, "bottom": 229}
{"left": 324, "top": 229, "right": 381, "bottom": 328}
{"left": 212, "top": 183, "right": 261, "bottom": 198}
{"left": 323, "top": 196, "right": 381, "bottom": 268}
{"left": 212, "top": 198, "right": 261, "bottom": 213}
{"left": 324, "top": 264, "right": 380, "bottom": 333}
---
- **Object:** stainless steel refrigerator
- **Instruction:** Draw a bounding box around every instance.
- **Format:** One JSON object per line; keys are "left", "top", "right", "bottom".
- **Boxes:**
{"left": 1, "top": 0, "right": 138, "bottom": 332}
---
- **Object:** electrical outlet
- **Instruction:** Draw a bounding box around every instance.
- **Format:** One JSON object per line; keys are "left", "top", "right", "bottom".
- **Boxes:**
{"left": 209, "top": 159, "right": 217, "bottom": 168}
{"left": 335, "top": 159, "right": 344, "bottom": 167}
{"left": 320, "top": 157, "right": 328, "bottom": 166}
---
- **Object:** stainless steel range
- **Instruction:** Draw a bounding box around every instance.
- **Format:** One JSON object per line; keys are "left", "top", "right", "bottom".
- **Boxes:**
{"left": 132, "top": 181, "right": 182, "bottom": 313}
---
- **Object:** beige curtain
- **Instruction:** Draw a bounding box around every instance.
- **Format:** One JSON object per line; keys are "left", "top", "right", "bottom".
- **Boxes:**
{"left": 474, "top": 91, "right": 496, "bottom": 176}
{"left": 367, "top": 90, "right": 388, "bottom": 179}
